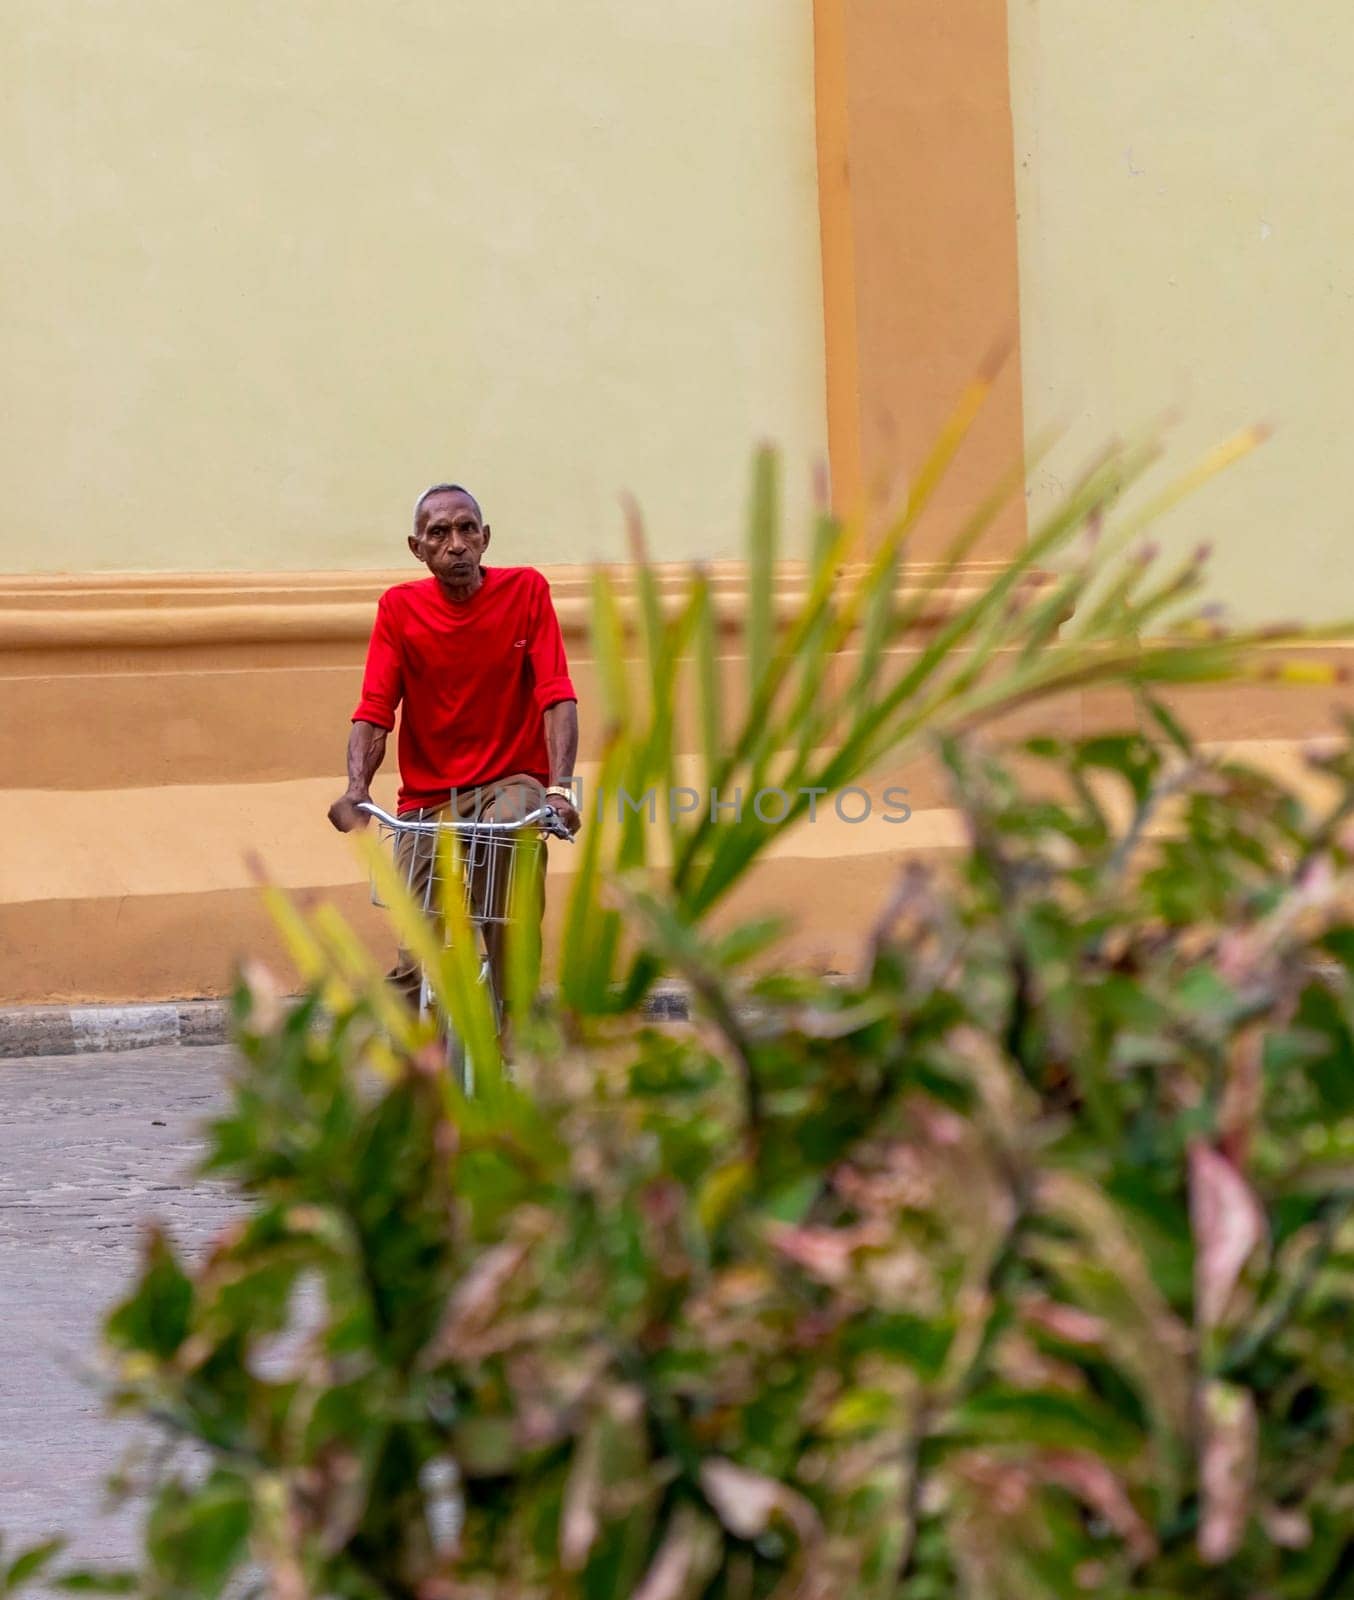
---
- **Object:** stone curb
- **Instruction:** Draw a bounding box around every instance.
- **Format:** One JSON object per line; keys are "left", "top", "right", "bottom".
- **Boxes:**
{"left": 0, "top": 988, "right": 693, "bottom": 1060}
{"left": 0, "top": 1000, "right": 230, "bottom": 1059}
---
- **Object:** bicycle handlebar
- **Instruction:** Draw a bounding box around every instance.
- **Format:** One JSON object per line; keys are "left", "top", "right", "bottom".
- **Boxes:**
{"left": 356, "top": 800, "right": 575, "bottom": 842}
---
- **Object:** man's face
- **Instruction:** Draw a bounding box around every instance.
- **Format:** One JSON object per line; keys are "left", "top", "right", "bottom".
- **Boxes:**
{"left": 411, "top": 490, "right": 491, "bottom": 586}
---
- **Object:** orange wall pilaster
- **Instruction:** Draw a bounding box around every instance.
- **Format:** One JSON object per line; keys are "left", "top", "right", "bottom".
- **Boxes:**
{"left": 814, "top": 0, "right": 1028, "bottom": 553}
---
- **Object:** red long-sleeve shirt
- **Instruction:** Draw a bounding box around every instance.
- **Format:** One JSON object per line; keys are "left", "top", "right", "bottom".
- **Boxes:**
{"left": 352, "top": 568, "right": 576, "bottom": 813}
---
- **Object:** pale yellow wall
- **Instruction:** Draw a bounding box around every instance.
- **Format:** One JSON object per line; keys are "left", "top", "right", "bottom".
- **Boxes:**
{"left": 1008, "top": 1, "right": 1354, "bottom": 623}
{"left": 2, "top": 1, "right": 827, "bottom": 574}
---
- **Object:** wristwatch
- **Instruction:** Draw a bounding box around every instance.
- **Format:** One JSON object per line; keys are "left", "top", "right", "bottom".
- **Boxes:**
{"left": 545, "top": 782, "right": 577, "bottom": 804}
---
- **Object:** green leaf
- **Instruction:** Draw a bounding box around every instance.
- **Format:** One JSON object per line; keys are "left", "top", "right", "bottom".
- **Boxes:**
{"left": 5, "top": 1541, "right": 64, "bottom": 1593}
{"left": 944, "top": 1388, "right": 1141, "bottom": 1462}
{"left": 761, "top": 1173, "right": 820, "bottom": 1225}
{"left": 559, "top": 737, "right": 628, "bottom": 1013}
{"left": 53, "top": 1573, "right": 138, "bottom": 1596}
{"left": 1140, "top": 690, "right": 1195, "bottom": 756}
{"left": 106, "top": 1227, "right": 193, "bottom": 1360}
{"left": 590, "top": 566, "right": 631, "bottom": 729}
{"left": 454, "top": 1416, "right": 519, "bottom": 1477}
{"left": 843, "top": 1314, "right": 953, "bottom": 1381}
{"left": 690, "top": 565, "right": 724, "bottom": 797}
{"left": 822, "top": 1387, "right": 899, "bottom": 1436}
{"left": 145, "top": 1474, "right": 251, "bottom": 1598}
{"left": 356, "top": 826, "right": 503, "bottom": 1085}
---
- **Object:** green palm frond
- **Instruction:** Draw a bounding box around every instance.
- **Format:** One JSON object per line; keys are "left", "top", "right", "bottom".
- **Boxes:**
{"left": 556, "top": 398, "right": 1349, "bottom": 1023}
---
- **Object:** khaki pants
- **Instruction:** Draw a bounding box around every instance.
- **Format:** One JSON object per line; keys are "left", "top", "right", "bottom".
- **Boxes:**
{"left": 389, "top": 774, "right": 547, "bottom": 1017}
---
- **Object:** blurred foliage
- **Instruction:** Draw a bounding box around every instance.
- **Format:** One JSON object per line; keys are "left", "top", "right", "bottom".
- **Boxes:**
{"left": 89, "top": 720, "right": 1354, "bottom": 1600}
{"left": 29, "top": 415, "right": 1354, "bottom": 1597}
{"left": 0, "top": 1538, "right": 67, "bottom": 1597}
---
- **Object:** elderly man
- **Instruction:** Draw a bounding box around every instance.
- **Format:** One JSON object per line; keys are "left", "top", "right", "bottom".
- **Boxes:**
{"left": 328, "top": 482, "right": 581, "bottom": 1006}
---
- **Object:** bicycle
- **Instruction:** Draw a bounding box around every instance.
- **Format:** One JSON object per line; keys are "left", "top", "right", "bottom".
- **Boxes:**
{"left": 357, "top": 799, "right": 574, "bottom": 1089}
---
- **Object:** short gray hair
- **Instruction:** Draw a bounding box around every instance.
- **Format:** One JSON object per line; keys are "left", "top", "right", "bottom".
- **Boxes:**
{"left": 413, "top": 483, "right": 483, "bottom": 527}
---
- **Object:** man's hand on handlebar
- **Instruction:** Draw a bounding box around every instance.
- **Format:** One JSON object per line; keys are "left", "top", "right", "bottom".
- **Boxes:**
{"left": 327, "top": 792, "right": 372, "bottom": 833}
{"left": 544, "top": 797, "right": 582, "bottom": 839}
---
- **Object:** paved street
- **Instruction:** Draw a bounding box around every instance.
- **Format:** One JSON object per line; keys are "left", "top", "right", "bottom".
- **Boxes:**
{"left": 0, "top": 1046, "right": 237, "bottom": 1564}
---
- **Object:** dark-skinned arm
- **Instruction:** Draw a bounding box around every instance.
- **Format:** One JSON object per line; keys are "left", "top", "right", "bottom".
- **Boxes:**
{"left": 335, "top": 591, "right": 402, "bottom": 832}
{"left": 543, "top": 698, "right": 581, "bottom": 835}
{"left": 327, "top": 720, "right": 388, "bottom": 832}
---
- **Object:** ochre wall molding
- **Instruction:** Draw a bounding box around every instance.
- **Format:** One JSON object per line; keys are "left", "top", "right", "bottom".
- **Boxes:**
{"left": 0, "top": 562, "right": 1048, "bottom": 654}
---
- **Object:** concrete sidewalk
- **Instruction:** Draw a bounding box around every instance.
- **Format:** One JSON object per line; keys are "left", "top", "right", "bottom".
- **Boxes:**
{"left": 0, "top": 1044, "right": 238, "bottom": 1561}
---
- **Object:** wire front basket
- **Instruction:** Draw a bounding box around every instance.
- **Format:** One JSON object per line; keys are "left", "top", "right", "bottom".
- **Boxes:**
{"left": 369, "top": 816, "right": 538, "bottom": 934}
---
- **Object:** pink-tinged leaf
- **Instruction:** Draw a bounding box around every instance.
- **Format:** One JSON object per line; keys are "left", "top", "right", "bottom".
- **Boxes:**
{"left": 1218, "top": 1027, "right": 1264, "bottom": 1169}
{"left": 699, "top": 1458, "right": 821, "bottom": 1545}
{"left": 1189, "top": 1143, "right": 1267, "bottom": 1331}
{"left": 1260, "top": 1503, "right": 1312, "bottom": 1549}
{"left": 955, "top": 1450, "right": 1033, "bottom": 1517}
{"left": 631, "top": 1508, "right": 722, "bottom": 1600}
{"left": 832, "top": 1144, "right": 935, "bottom": 1212}
{"left": 1020, "top": 1297, "right": 1108, "bottom": 1348}
{"left": 559, "top": 1428, "right": 601, "bottom": 1571}
{"left": 1198, "top": 1380, "right": 1257, "bottom": 1564}
{"left": 1039, "top": 1452, "right": 1157, "bottom": 1565}
{"left": 238, "top": 959, "right": 286, "bottom": 1032}
{"left": 767, "top": 1226, "right": 852, "bottom": 1285}
{"left": 767, "top": 1222, "right": 886, "bottom": 1286}
{"left": 908, "top": 1100, "right": 967, "bottom": 1147}
{"left": 1213, "top": 928, "right": 1265, "bottom": 987}
{"left": 425, "top": 1211, "right": 549, "bottom": 1362}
